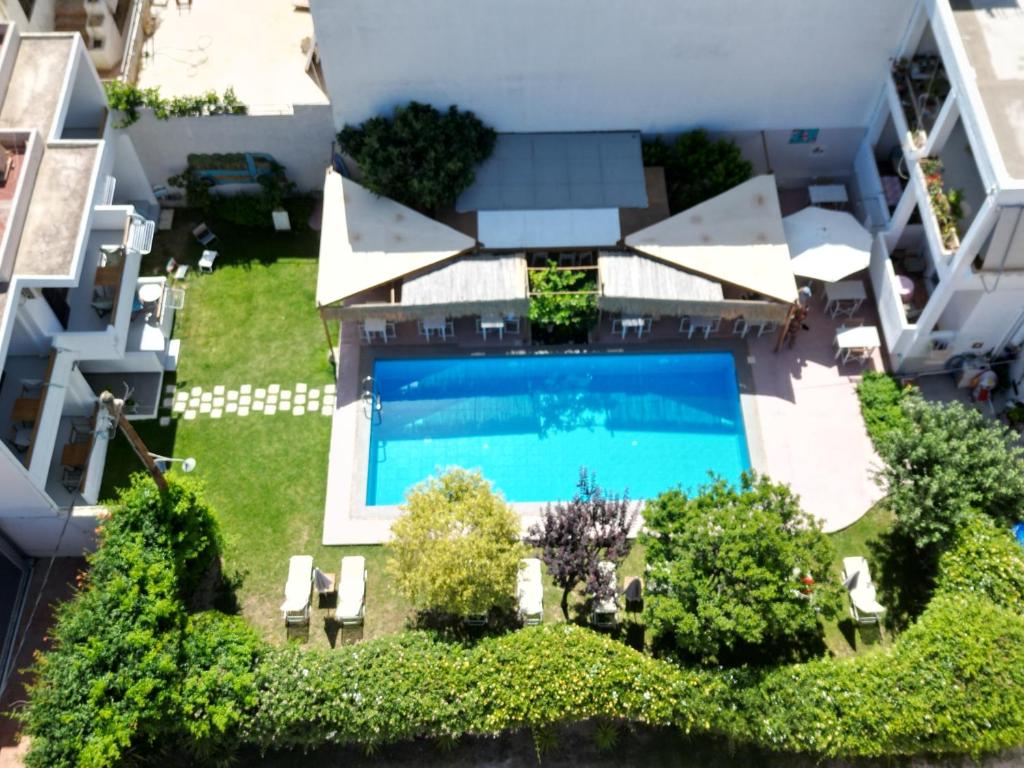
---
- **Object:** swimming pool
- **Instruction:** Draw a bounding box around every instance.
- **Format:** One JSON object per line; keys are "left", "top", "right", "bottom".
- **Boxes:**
{"left": 365, "top": 352, "right": 750, "bottom": 505}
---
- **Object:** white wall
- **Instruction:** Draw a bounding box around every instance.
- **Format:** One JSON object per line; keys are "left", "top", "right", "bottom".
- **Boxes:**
{"left": 123, "top": 105, "right": 336, "bottom": 193}
{"left": 312, "top": 0, "right": 917, "bottom": 133}
{"left": 1, "top": 0, "right": 56, "bottom": 31}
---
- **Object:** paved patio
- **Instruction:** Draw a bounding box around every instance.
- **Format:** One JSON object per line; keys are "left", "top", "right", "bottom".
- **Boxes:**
{"left": 137, "top": 0, "right": 328, "bottom": 111}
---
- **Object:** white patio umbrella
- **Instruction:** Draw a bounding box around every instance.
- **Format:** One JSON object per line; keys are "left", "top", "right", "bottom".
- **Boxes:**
{"left": 783, "top": 207, "right": 872, "bottom": 283}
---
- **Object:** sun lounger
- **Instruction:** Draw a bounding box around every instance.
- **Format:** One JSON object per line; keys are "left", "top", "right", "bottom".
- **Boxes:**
{"left": 517, "top": 557, "right": 544, "bottom": 625}
{"left": 280, "top": 555, "right": 314, "bottom": 625}
{"left": 842, "top": 556, "right": 886, "bottom": 624}
{"left": 335, "top": 555, "right": 366, "bottom": 626}
{"left": 589, "top": 560, "right": 618, "bottom": 628}
{"left": 192, "top": 223, "right": 217, "bottom": 247}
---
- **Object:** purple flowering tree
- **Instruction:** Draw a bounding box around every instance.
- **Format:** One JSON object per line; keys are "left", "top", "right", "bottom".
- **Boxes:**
{"left": 528, "top": 469, "right": 637, "bottom": 619}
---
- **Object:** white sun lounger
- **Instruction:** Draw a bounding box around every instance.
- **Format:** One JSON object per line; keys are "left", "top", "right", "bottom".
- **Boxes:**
{"left": 517, "top": 557, "right": 544, "bottom": 625}
{"left": 280, "top": 555, "right": 314, "bottom": 625}
{"left": 335, "top": 555, "right": 366, "bottom": 626}
{"left": 590, "top": 560, "right": 618, "bottom": 628}
{"left": 842, "top": 556, "right": 886, "bottom": 624}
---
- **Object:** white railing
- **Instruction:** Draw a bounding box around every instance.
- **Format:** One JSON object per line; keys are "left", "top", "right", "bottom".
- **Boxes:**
{"left": 117, "top": 0, "right": 145, "bottom": 83}
{"left": 868, "top": 234, "right": 915, "bottom": 356}
{"left": 852, "top": 140, "right": 890, "bottom": 232}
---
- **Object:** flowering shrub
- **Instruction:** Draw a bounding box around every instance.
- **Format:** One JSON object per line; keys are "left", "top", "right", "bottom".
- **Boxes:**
{"left": 919, "top": 157, "right": 963, "bottom": 250}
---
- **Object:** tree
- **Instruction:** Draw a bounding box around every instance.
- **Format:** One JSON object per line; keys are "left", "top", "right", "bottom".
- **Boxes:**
{"left": 641, "top": 473, "right": 841, "bottom": 665}
{"left": 337, "top": 101, "right": 496, "bottom": 212}
{"left": 642, "top": 129, "right": 752, "bottom": 213}
{"left": 874, "top": 395, "right": 1024, "bottom": 553}
{"left": 527, "top": 262, "right": 599, "bottom": 345}
{"left": 388, "top": 468, "right": 526, "bottom": 616}
{"left": 528, "top": 469, "right": 636, "bottom": 619}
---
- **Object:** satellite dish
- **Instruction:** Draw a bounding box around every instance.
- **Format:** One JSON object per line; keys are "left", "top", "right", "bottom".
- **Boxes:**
{"left": 181, "top": 457, "right": 197, "bottom": 473}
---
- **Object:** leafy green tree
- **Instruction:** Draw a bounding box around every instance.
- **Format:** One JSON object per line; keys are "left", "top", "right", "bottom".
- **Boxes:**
{"left": 337, "top": 101, "right": 496, "bottom": 212}
{"left": 528, "top": 262, "right": 598, "bottom": 344}
{"left": 642, "top": 129, "right": 752, "bottom": 213}
{"left": 642, "top": 473, "right": 841, "bottom": 664}
{"left": 874, "top": 396, "right": 1024, "bottom": 552}
{"left": 388, "top": 468, "right": 526, "bottom": 616}
{"left": 856, "top": 370, "right": 913, "bottom": 446}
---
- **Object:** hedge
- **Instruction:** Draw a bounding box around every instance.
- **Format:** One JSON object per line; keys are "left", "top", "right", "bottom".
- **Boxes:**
{"left": 856, "top": 371, "right": 912, "bottom": 446}
{"left": 23, "top": 474, "right": 1024, "bottom": 765}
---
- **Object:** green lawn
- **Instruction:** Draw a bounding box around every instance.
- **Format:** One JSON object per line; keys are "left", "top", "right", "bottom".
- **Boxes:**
{"left": 822, "top": 503, "right": 896, "bottom": 657}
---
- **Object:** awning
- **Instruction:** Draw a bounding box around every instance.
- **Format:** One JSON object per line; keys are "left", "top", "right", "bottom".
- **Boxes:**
{"left": 625, "top": 175, "right": 798, "bottom": 304}
{"left": 477, "top": 208, "right": 621, "bottom": 249}
{"left": 315, "top": 170, "right": 476, "bottom": 307}
{"left": 783, "top": 206, "right": 872, "bottom": 283}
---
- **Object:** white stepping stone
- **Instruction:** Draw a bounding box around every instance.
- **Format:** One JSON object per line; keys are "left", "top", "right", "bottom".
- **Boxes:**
{"left": 306, "top": 402, "right": 318, "bottom": 414}
{"left": 239, "top": 395, "right": 251, "bottom": 406}
{"left": 188, "top": 398, "right": 200, "bottom": 408}
{"left": 159, "top": 416, "right": 171, "bottom": 426}
{"left": 321, "top": 405, "right": 333, "bottom": 417}
{"left": 280, "top": 390, "right": 292, "bottom": 400}
{"left": 252, "top": 400, "right": 264, "bottom": 411}
{"left": 199, "top": 402, "right": 212, "bottom": 414}
{"left": 190, "top": 386, "right": 202, "bottom": 396}
{"left": 294, "top": 393, "right": 306, "bottom": 405}
{"left": 237, "top": 406, "right": 249, "bottom": 417}
{"left": 213, "top": 385, "right": 225, "bottom": 395}
{"left": 240, "top": 384, "right": 252, "bottom": 395}
{"left": 184, "top": 409, "right": 197, "bottom": 421}
{"left": 211, "top": 408, "right": 223, "bottom": 419}
{"left": 200, "top": 392, "right": 212, "bottom": 403}
{"left": 227, "top": 391, "right": 239, "bottom": 402}
{"left": 255, "top": 388, "right": 266, "bottom": 399}
{"left": 164, "top": 384, "right": 176, "bottom": 395}
{"left": 296, "top": 383, "right": 307, "bottom": 393}
{"left": 213, "top": 397, "right": 225, "bottom": 408}
{"left": 175, "top": 393, "right": 189, "bottom": 405}
{"left": 172, "top": 401, "right": 187, "bottom": 414}
{"left": 308, "top": 388, "right": 320, "bottom": 400}
{"left": 268, "top": 384, "right": 280, "bottom": 394}
{"left": 265, "top": 404, "right": 277, "bottom": 416}
{"left": 292, "top": 405, "right": 305, "bottom": 416}
{"left": 162, "top": 398, "right": 173, "bottom": 409}
{"left": 226, "top": 402, "right": 238, "bottom": 413}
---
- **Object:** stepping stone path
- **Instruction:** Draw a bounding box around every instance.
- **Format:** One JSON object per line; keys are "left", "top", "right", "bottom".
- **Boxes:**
{"left": 159, "top": 382, "right": 336, "bottom": 423}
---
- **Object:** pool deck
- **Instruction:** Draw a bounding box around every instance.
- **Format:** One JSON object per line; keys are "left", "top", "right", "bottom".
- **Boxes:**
{"left": 322, "top": 284, "right": 883, "bottom": 544}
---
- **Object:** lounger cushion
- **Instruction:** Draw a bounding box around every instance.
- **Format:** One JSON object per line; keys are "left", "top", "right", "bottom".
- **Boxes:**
{"left": 280, "top": 555, "right": 314, "bottom": 613}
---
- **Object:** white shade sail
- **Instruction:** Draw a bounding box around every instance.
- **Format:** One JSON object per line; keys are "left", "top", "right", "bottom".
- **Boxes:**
{"left": 783, "top": 207, "right": 872, "bottom": 283}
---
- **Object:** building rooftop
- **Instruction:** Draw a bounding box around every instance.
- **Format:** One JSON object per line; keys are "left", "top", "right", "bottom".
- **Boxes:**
{"left": 951, "top": 0, "right": 1024, "bottom": 180}
{"left": 13, "top": 145, "right": 97, "bottom": 277}
{"left": 456, "top": 132, "right": 648, "bottom": 212}
{"left": 0, "top": 36, "right": 73, "bottom": 137}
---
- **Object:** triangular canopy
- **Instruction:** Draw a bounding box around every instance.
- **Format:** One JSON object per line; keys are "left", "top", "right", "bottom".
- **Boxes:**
{"left": 783, "top": 206, "right": 872, "bottom": 283}
{"left": 316, "top": 170, "right": 476, "bottom": 306}
{"left": 625, "top": 175, "right": 798, "bottom": 304}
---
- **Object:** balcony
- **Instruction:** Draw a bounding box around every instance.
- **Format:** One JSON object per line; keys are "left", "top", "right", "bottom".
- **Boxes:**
{"left": 891, "top": 23, "right": 952, "bottom": 151}
{"left": 43, "top": 408, "right": 111, "bottom": 508}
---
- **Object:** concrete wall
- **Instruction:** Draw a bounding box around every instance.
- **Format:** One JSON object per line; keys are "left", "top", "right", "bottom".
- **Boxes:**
{"left": 312, "top": 0, "right": 917, "bottom": 134}
{"left": 123, "top": 105, "right": 336, "bottom": 193}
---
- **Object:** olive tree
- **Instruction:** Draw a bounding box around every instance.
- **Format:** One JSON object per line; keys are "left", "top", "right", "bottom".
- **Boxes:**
{"left": 388, "top": 468, "right": 526, "bottom": 616}
{"left": 337, "top": 101, "right": 496, "bottom": 212}
{"left": 642, "top": 473, "right": 841, "bottom": 665}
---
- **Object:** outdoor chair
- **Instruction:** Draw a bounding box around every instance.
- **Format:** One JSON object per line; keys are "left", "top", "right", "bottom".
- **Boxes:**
{"left": 842, "top": 556, "right": 886, "bottom": 624}
{"left": 623, "top": 575, "right": 643, "bottom": 613}
{"left": 280, "top": 555, "right": 314, "bottom": 626}
{"left": 589, "top": 561, "right": 619, "bottom": 629}
{"left": 198, "top": 250, "right": 218, "bottom": 274}
{"left": 516, "top": 557, "right": 543, "bottom": 626}
{"left": 192, "top": 223, "right": 217, "bottom": 247}
{"left": 335, "top": 556, "right": 366, "bottom": 626}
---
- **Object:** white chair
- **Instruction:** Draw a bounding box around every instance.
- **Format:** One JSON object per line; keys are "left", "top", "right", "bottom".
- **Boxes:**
{"left": 280, "top": 555, "right": 314, "bottom": 625}
{"left": 842, "top": 556, "right": 886, "bottom": 625}
{"left": 198, "top": 250, "right": 218, "bottom": 274}
{"left": 478, "top": 314, "right": 505, "bottom": 340}
{"left": 192, "top": 223, "right": 217, "bottom": 246}
{"left": 517, "top": 557, "right": 543, "bottom": 626}
{"left": 733, "top": 318, "right": 750, "bottom": 338}
{"left": 695, "top": 316, "right": 720, "bottom": 339}
{"left": 362, "top": 318, "right": 390, "bottom": 343}
{"left": 335, "top": 555, "right": 366, "bottom": 626}
{"left": 589, "top": 560, "right": 618, "bottom": 629}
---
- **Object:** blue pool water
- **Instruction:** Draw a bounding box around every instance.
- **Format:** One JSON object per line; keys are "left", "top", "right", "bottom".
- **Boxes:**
{"left": 366, "top": 352, "right": 750, "bottom": 505}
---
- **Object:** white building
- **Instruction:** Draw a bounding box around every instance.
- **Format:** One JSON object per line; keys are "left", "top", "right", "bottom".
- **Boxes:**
{"left": 0, "top": 0, "right": 144, "bottom": 75}
{"left": 312, "top": 0, "right": 1024, "bottom": 379}
{"left": 0, "top": 23, "right": 173, "bottom": 681}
